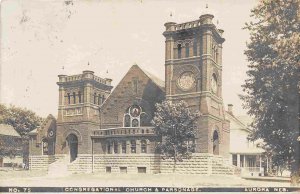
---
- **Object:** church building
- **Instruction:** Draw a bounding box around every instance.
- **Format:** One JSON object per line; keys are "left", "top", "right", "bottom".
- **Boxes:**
{"left": 29, "top": 14, "right": 234, "bottom": 175}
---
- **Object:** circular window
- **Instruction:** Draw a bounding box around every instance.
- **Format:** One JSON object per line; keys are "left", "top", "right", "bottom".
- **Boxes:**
{"left": 130, "top": 105, "right": 141, "bottom": 117}
{"left": 177, "top": 71, "right": 195, "bottom": 91}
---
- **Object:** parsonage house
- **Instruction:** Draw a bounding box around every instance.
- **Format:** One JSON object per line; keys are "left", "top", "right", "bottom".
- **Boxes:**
{"left": 0, "top": 124, "right": 23, "bottom": 168}
{"left": 28, "top": 14, "right": 268, "bottom": 176}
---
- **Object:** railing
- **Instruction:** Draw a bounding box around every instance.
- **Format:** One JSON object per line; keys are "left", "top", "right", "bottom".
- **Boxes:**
{"left": 93, "top": 127, "right": 155, "bottom": 137}
{"left": 175, "top": 20, "right": 201, "bottom": 31}
{"left": 65, "top": 74, "right": 82, "bottom": 82}
{"left": 241, "top": 167, "right": 264, "bottom": 176}
{"left": 93, "top": 75, "right": 107, "bottom": 85}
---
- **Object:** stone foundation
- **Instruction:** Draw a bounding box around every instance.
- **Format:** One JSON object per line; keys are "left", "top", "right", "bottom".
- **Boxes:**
{"left": 29, "top": 153, "right": 234, "bottom": 175}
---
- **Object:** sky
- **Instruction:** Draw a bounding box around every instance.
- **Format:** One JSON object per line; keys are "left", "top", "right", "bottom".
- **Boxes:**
{"left": 0, "top": 0, "right": 257, "bottom": 118}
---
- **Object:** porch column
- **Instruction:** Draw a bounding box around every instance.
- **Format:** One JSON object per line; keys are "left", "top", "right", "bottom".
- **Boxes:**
{"left": 259, "top": 155, "right": 262, "bottom": 169}
{"left": 237, "top": 154, "right": 240, "bottom": 167}
{"left": 243, "top": 155, "right": 246, "bottom": 167}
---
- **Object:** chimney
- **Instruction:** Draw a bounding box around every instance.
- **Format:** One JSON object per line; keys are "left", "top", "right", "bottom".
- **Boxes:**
{"left": 228, "top": 104, "right": 233, "bottom": 115}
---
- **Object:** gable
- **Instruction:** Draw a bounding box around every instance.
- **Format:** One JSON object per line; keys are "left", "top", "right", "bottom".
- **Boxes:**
{"left": 100, "top": 65, "right": 165, "bottom": 129}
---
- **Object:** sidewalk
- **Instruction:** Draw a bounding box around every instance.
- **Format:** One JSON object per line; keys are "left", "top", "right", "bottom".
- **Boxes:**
{"left": 242, "top": 176, "right": 290, "bottom": 182}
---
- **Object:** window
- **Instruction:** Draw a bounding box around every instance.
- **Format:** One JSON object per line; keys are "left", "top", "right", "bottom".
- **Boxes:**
{"left": 131, "top": 140, "right": 136, "bottom": 153}
{"left": 132, "top": 119, "right": 139, "bottom": 127}
{"left": 113, "top": 142, "right": 118, "bottom": 154}
{"left": 94, "top": 93, "right": 97, "bottom": 104}
{"left": 137, "top": 167, "right": 146, "bottom": 173}
{"left": 106, "top": 167, "right": 111, "bottom": 173}
{"left": 98, "top": 94, "right": 102, "bottom": 105}
{"left": 177, "top": 44, "right": 182, "bottom": 59}
{"left": 120, "top": 167, "right": 127, "bottom": 173}
{"left": 232, "top": 154, "right": 237, "bottom": 166}
{"left": 123, "top": 105, "right": 148, "bottom": 127}
{"left": 124, "top": 115, "right": 130, "bottom": 127}
{"left": 122, "top": 141, "right": 126, "bottom": 154}
{"left": 141, "top": 140, "right": 147, "bottom": 153}
{"left": 73, "top": 92, "right": 76, "bottom": 104}
{"left": 78, "top": 91, "right": 82, "bottom": 103}
{"left": 67, "top": 93, "right": 71, "bottom": 104}
{"left": 193, "top": 40, "right": 197, "bottom": 56}
{"left": 185, "top": 43, "right": 189, "bottom": 58}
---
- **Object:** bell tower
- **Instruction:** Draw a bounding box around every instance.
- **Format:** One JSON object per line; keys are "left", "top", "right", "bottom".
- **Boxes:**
{"left": 55, "top": 70, "right": 113, "bottom": 156}
{"left": 163, "top": 14, "right": 230, "bottom": 156}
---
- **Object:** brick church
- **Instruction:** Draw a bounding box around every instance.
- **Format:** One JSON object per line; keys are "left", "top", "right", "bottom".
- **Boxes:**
{"left": 29, "top": 14, "right": 233, "bottom": 174}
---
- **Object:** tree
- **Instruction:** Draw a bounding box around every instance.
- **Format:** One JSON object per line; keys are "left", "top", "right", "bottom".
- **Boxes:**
{"left": 152, "top": 100, "right": 200, "bottom": 172}
{"left": 241, "top": 0, "right": 300, "bottom": 185}
{"left": 0, "top": 104, "right": 44, "bottom": 165}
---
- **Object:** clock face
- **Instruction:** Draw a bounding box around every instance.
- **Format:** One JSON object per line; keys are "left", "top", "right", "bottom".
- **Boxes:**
{"left": 211, "top": 74, "right": 217, "bottom": 93}
{"left": 177, "top": 72, "right": 195, "bottom": 91}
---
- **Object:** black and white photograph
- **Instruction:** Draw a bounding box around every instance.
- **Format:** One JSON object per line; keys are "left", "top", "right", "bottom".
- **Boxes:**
{"left": 0, "top": 0, "right": 299, "bottom": 193}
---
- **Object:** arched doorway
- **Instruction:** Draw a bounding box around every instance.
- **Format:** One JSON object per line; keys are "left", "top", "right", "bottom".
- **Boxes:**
{"left": 213, "top": 130, "right": 219, "bottom": 155}
{"left": 66, "top": 134, "right": 78, "bottom": 162}
{"left": 42, "top": 139, "right": 48, "bottom": 155}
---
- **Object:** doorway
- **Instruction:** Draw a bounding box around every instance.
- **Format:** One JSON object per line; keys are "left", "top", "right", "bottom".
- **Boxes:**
{"left": 66, "top": 134, "right": 78, "bottom": 162}
{"left": 213, "top": 130, "right": 219, "bottom": 155}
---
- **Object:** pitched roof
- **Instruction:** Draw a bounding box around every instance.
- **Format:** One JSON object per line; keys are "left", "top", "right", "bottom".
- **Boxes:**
{"left": 225, "top": 112, "right": 252, "bottom": 132}
{"left": 138, "top": 65, "right": 165, "bottom": 90}
{"left": 0, "top": 124, "right": 21, "bottom": 137}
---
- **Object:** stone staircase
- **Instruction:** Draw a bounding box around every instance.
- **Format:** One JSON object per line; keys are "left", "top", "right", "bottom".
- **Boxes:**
{"left": 47, "top": 156, "right": 71, "bottom": 177}
{"left": 211, "top": 155, "right": 235, "bottom": 175}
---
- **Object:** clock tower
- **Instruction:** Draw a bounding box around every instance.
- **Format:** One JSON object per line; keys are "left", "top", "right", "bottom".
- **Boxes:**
{"left": 163, "top": 14, "right": 230, "bottom": 156}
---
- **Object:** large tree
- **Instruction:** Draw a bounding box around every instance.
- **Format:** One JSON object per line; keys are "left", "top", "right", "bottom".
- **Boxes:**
{"left": 0, "top": 104, "right": 44, "bottom": 165}
{"left": 152, "top": 100, "right": 200, "bottom": 172}
{"left": 241, "top": 0, "right": 300, "bottom": 185}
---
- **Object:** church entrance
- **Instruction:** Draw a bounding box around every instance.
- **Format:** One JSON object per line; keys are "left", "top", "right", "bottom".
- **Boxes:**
{"left": 66, "top": 134, "right": 78, "bottom": 162}
{"left": 213, "top": 130, "right": 219, "bottom": 155}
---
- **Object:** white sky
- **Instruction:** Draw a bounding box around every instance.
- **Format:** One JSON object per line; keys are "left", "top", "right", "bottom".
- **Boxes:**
{"left": 0, "top": 0, "right": 257, "bottom": 118}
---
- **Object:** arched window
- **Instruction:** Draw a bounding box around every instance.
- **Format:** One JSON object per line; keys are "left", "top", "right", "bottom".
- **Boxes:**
{"left": 132, "top": 119, "right": 139, "bottom": 127}
{"left": 177, "top": 44, "right": 182, "bottom": 59}
{"left": 130, "top": 140, "right": 136, "bottom": 153}
{"left": 73, "top": 92, "right": 76, "bottom": 104}
{"left": 185, "top": 43, "right": 189, "bottom": 58}
{"left": 124, "top": 114, "right": 130, "bottom": 127}
{"left": 114, "top": 142, "right": 118, "bottom": 154}
{"left": 141, "top": 140, "right": 147, "bottom": 153}
{"left": 67, "top": 93, "right": 71, "bottom": 104}
{"left": 122, "top": 141, "right": 126, "bottom": 154}
{"left": 213, "top": 130, "right": 219, "bottom": 155}
{"left": 98, "top": 94, "right": 102, "bottom": 105}
{"left": 78, "top": 91, "right": 82, "bottom": 103}
{"left": 94, "top": 93, "right": 97, "bottom": 104}
{"left": 123, "top": 105, "right": 149, "bottom": 127}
